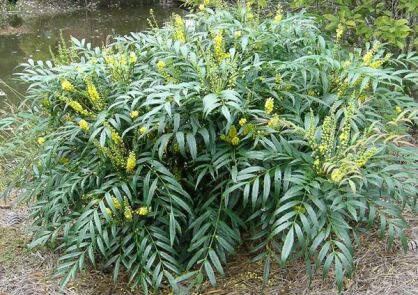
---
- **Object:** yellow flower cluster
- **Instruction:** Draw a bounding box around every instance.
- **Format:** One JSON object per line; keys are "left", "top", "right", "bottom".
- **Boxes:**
{"left": 139, "top": 126, "right": 147, "bottom": 135}
{"left": 213, "top": 31, "right": 230, "bottom": 62}
{"left": 234, "top": 31, "right": 241, "bottom": 38}
{"left": 330, "top": 168, "right": 344, "bottom": 183}
{"left": 157, "top": 60, "right": 166, "bottom": 71}
{"left": 112, "top": 197, "right": 121, "bottom": 209}
{"left": 156, "top": 60, "right": 173, "bottom": 82}
{"left": 67, "top": 99, "right": 91, "bottom": 116}
{"left": 268, "top": 114, "right": 280, "bottom": 129}
{"left": 239, "top": 118, "right": 247, "bottom": 126}
{"left": 61, "top": 80, "right": 75, "bottom": 92}
{"left": 79, "top": 119, "right": 89, "bottom": 131}
{"left": 130, "top": 110, "right": 139, "bottom": 119}
{"left": 105, "top": 207, "right": 112, "bottom": 217}
{"left": 335, "top": 24, "right": 344, "bottom": 42}
{"left": 264, "top": 98, "right": 274, "bottom": 114}
{"left": 94, "top": 139, "right": 126, "bottom": 169}
{"left": 37, "top": 137, "right": 46, "bottom": 145}
{"left": 136, "top": 207, "right": 149, "bottom": 216}
{"left": 173, "top": 14, "right": 186, "bottom": 43}
{"left": 395, "top": 106, "right": 402, "bottom": 113}
{"left": 111, "top": 129, "right": 123, "bottom": 145}
{"left": 126, "top": 151, "right": 136, "bottom": 174}
{"left": 220, "top": 125, "right": 240, "bottom": 146}
{"left": 355, "top": 147, "right": 378, "bottom": 168}
{"left": 129, "top": 51, "right": 137, "bottom": 64}
{"left": 274, "top": 4, "right": 283, "bottom": 23}
{"left": 124, "top": 197, "right": 133, "bottom": 222}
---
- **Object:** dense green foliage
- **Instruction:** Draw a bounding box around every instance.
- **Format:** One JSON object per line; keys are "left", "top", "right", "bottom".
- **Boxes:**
{"left": 289, "top": 0, "right": 417, "bottom": 51}
{"left": 1, "top": 4, "right": 418, "bottom": 293}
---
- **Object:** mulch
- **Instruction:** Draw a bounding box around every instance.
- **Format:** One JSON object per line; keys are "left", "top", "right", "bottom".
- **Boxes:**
{"left": 1, "top": 194, "right": 418, "bottom": 295}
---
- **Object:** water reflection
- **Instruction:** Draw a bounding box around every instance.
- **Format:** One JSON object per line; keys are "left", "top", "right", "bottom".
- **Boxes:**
{"left": 0, "top": 5, "right": 182, "bottom": 107}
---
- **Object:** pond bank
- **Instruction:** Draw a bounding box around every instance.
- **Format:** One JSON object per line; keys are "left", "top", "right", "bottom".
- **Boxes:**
{"left": 0, "top": 1, "right": 183, "bottom": 107}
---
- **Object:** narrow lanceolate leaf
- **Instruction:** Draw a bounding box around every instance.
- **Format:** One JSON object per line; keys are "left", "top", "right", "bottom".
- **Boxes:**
{"left": 204, "top": 261, "right": 216, "bottom": 286}
{"left": 281, "top": 227, "right": 294, "bottom": 265}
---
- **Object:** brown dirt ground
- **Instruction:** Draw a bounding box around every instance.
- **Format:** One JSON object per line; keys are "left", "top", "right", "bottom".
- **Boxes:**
{"left": 1, "top": 194, "right": 418, "bottom": 295}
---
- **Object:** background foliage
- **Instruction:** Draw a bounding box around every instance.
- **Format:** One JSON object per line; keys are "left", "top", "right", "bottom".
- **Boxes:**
{"left": 1, "top": 3, "right": 418, "bottom": 293}
{"left": 289, "top": 0, "right": 417, "bottom": 51}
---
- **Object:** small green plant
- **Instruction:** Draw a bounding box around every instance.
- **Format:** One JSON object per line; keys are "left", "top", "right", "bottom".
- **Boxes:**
{"left": 2, "top": 3, "right": 418, "bottom": 294}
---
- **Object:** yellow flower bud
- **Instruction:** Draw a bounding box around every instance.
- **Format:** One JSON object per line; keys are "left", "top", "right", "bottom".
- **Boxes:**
{"left": 139, "top": 127, "right": 147, "bottom": 135}
{"left": 37, "top": 137, "right": 46, "bottom": 145}
{"left": 79, "top": 119, "right": 89, "bottom": 131}
{"left": 136, "top": 207, "right": 149, "bottom": 216}
{"left": 61, "top": 80, "right": 75, "bottom": 92}
{"left": 231, "top": 136, "right": 240, "bottom": 146}
{"left": 130, "top": 110, "right": 139, "bottom": 119}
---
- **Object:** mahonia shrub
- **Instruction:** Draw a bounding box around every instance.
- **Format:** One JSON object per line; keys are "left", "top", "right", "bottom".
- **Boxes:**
{"left": 5, "top": 3, "right": 418, "bottom": 293}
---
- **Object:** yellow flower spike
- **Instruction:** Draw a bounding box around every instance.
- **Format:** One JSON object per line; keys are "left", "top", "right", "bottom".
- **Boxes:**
{"left": 130, "top": 110, "right": 139, "bottom": 119}
{"left": 112, "top": 197, "right": 121, "bottom": 209}
{"left": 124, "top": 197, "right": 133, "bottom": 221}
{"left": 213, "top": 31, "right": 229, "bottom": 62}
{"left": 85, "top": 78, "right": 103, "bottom": 110}
{"left": 231, "top": 136, "right": 240, "bottom": 146}
{"left": 79, "top": 119, "right": 89, "bottom": 131}
{"left": 61, "top": 80, "right": 75, "bottom": 92}
{"left": 129, "top": 51, "right": 137, "bottom": 64}
{"left": 239, "top": 118, "right": 247, "bottom": 126}
{"left": 139, "top": 126, "right": 147, "bottom": 135}
{"left": 264, "top": 98, "right": 274, "bottom": 114}
{"left": 173, "top": 14, "right": 186, "bottom": 43}
{"left": 126, "top": 151, "right": 136, "bottom": 174}
{"left": 336, "top": 23, "right": 344, "bottom": 42}
{"left": 67, "top": 100, "right": 88, "bottom": 115}
{"left": 37, "top": 137, "right": 46, "bottom": 145}
{"left": 395, "top": 106, "right": 402, "bottom": 113}
{"left": 136, "top": 207, "right": 149, "bottom": 216}
{"left": 355, "top": 147, "right": 378, "bottom": 168}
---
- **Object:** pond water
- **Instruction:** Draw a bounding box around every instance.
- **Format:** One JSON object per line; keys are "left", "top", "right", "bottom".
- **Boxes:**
{"left": 0, "top": 5, "right": 183, "bottom": 108}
